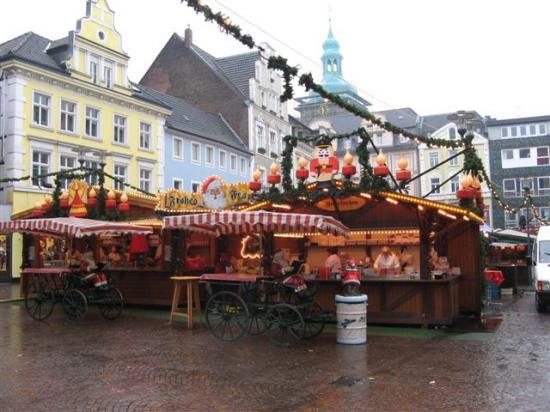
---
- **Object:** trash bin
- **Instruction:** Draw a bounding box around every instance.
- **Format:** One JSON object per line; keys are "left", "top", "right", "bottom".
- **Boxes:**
{"left": 335, "top": 294, "right": 367, "bottom": 345}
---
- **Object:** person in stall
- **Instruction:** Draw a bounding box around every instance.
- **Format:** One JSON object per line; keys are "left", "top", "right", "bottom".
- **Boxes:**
{"left": 271, "top": 248, "right": 290, "bottom": 276}
{"left": 374, "top": 246, "right": 400, "bottom": 275}
{"left": 215, "top": 252, "right": 234, "bottom": 274}
{"left": 324, "top": 247, "right": 342, "bottom": 273}
{"left": 399, "top": 246, "right": 413, "bottom": 272}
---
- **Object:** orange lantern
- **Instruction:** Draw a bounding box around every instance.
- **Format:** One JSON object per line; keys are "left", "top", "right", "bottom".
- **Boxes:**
{"left": 106, "top": 190, "right": 117, "bottom": 209}
{"left": 87, "top": 187, "right": 98, "bottom": 207}
{"left": 59, "top": 192, "right": 69, "bottom": 209}
{"left": 249, "top": 169, "right": 262, "bottom": 192}
{"left": 396, "top": 157, "right": 411, "bottom": 181}
{"left": 295, "top": 156, "right": 309, "bottom": 180}
{"left": 32, "top": 202, "right": 44, "bottom": 218}
{"left": 118, "top": 193, "right": 130, "bottom": 213}
{"left": 267, "top": 162, "right": 281, "bottom": 185}
{"left": 373, "top": 151, "right": 389, "bottom": 177}
{"left": 342, "top": 150, "right": 356, "bottom": 178}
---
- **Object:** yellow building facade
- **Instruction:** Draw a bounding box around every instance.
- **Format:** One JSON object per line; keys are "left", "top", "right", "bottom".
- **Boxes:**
{"left": 0, "top": 0, "right": 171, "bottom": 278}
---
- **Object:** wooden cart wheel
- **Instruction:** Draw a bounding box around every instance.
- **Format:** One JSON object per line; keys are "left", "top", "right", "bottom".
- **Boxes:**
{"left": 266, "top": 303, "right": 305, "bottom": 347}
{"left": 302, "top": 302, "right": 326, "bottom": 339}
{"left": 24, "top": 284, "right": 55, "bottom": 321}
{"left": 62, "top": 289, "right": 88, "bottom": 322}
{"left": 99, "top": 287, "right": 124, "bottom": 320}
{"left": 205, "top": 291, "right": 249, "bottom": 341}
{"left": 247, "top": 307, "right": 267, "bottom": 335}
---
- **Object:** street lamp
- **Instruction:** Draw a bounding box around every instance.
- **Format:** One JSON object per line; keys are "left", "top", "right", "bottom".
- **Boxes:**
{"left": 447, "top": 110, "right": 479, "bottom": 138}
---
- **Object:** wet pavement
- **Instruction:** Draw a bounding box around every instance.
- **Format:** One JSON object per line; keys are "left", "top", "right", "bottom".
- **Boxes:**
{"left": 0, "top": 291, "right": 549, "bottom": 411}
{"left": 0, "top": 283, "right": 20, "bottom": 301}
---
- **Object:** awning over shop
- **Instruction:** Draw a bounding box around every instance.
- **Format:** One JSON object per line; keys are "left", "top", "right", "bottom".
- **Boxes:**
{"left": 163, "top": 211, "right": 350, "bottom": 237}
{"left": 0, "top": 217, "right": 153, "bottom": 238}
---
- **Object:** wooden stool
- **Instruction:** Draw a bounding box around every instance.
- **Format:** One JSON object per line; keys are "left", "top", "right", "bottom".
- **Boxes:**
{"left": 169, "top": 276, "right": 202, "bottom": 329}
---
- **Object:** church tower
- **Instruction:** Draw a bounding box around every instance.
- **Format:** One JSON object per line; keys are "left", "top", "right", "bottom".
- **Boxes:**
{"left": 319, "top": 21, "right": 357, "bottom": 95}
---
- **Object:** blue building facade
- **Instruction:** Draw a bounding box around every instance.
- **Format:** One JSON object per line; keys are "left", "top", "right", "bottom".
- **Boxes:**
{"left": 136, "top": 85, "right": 251, "bottom": 192}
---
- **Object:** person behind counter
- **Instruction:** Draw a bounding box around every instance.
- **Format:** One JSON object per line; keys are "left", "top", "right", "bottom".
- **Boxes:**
{"left": 325, "top": 247, "right": 342, "bottom": 273}
{"left": 374, "top": 246, "right": 400, "bottom": 274}
{"left": 399, "top": 246, "right": 413, "bottom": 271}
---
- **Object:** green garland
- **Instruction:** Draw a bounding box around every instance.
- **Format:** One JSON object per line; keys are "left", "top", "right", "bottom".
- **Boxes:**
{"left": 267, "top": 56, "right": 299, "bottom": 102}
{"left": 281, "top": 135, "right": 297, "bottom": 192}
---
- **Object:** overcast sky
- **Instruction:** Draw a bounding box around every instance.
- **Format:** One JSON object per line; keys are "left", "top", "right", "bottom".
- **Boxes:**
{"left": 2, "top": 0, "right": 548, "bottom": 119}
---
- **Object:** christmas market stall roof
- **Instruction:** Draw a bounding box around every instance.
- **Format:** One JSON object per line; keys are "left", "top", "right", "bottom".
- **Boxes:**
{"left": 10, "top": 190, "right": 158, "bottom": 221}
{"left": 163, "top": 211, "right": 350, "bottom": 237}
{"left": 0, "top": 217, "right": 153, "bottom": 238}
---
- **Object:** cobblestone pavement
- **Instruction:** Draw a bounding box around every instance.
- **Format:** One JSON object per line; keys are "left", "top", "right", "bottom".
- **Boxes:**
{"left": 0, "top": 291, "right": 549, "bottom": 412}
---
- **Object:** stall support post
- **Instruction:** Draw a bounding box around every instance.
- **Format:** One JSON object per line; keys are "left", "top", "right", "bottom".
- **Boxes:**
{"left": 417, "top": 211, "right": 430, "bottom": 280}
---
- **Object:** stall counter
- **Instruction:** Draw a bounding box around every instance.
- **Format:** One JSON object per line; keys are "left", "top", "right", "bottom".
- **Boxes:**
{"left": 313, "top": 275, "right": 461, "bottom": 325}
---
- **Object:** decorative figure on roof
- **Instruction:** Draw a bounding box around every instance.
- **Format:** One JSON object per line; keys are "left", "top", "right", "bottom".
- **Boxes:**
{"left": 310, "top": 135, "right": 339, "bottom": 188}
{"left": 202, "top": 176, "right": 227, "bottom": 210}
{"left": 68, "top": 179, "right": 88, "bottom": 218}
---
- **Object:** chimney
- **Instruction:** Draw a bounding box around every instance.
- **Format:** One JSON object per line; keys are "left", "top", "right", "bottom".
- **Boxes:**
{"left": 184, "top": 25, "right": 193, "bottom": 48}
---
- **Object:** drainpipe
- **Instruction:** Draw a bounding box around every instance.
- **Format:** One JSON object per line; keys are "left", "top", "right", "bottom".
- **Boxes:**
{"left": 0, "top": 69, "right": 5, "bottom": 165}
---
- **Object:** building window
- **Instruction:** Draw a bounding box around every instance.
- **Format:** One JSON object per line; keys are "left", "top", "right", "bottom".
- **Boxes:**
{"left": 113, "top": 115, "right": 127, "bottom": 145}
{"left": 269, "top": 130, "right": 278, "bottom": 154}
{"left": 520, "top": 125, "right": 527, "bottom": 136}
{"left": 240, "top": 157, "right": 247, "bottom": 176}
{"left": 375, "top": 133, "right": 383, "bottom": 146}
{"left": 139, "top": 122, "right": 151, "bottom": 150}
{"left": 449, "top": 149, "right": 458, "bottom": 166}
{"left": 191, "top": 182, "right": 201, "bottom": 193}
{"left": 502, "top": 149, "right": 514, "bottom": 160}
{"left": 104, "top": 62, "right": 113, "bottom": 89}
{"left": 33, "top": 92, "right": 51, "bottom": 127}
{"left": 60, "top": 100, "right": 76, "bottom": 133}
{"left": 505, "top": 211, "right": 518, "bottom": 228}
{"left": 503, "top": 179, "right": 517, "bottom": 196}
{"left": 529, "top": 125, "right": 537, "bottom": 135}
{"left": 90, "top": 55, "right": 100, "bottom": 84}
{"left": 501, "top": 127, "right": 508, "bottom": 138}
{"left": 205, "top": 146, "right": 214, "bottom": 167}
{"left": 430, "top": 177, "right": 440, "bottom": 194}
{"left": 539, "top": 124, "right": 547, "bottom": 135}
{"left": 32, "top": 151, "right": 50, "bottom": 186}
{"left": 537, "top": 147, "right": 549, "bottom": 165}
{"left": 449, "top": 128, "right": 456, "bottom": 140}
{"left": 219, "top": 150, "right": 226, "bottom": 169}
{"left": 113, "top": 164, "right": 128, "bottom": 190}
{"left": 173, "top": 179, "right": 183, "bottom": 190}
{"left": 85, "top": 107, "right": 100, "bottom": 138}
{"left": 537, "top": 177, "right": 550, "bottom": 196}
{"left": 510, "top": 126, "right": 517, "bottom": 137}
{"left": 230, "top": 154, "right": 237, "bottom": 173}
{"left": 84, "top": 160, "right": 99, "bottom": 185}
{"left": 450, "top": 176, "right": 460, "bottom": 193}
{"left": 256, "top": 123, "right": 266, "bottom": 152}
{"left": 540, "top": 207, "right": 550, "bottom": 220}
{"left": 191, "top": 142, "right": 201, "bottom": 164}
{"left": 429, "top": 152, "right": 439, "bottom": 168}
{"left": 139, "top": 168, "right": 152, "bottom": 192}
{"left": 59, "top": 155, "right": 76, "bottom": 189}
{"left": 259, "top": 167, "right": 267, "bottom": 185}
{"left": 173, "top": 137, "right": 183, "bottom": 159}
{"left": 519, "top": 148, "right": 531, "bottom": 159}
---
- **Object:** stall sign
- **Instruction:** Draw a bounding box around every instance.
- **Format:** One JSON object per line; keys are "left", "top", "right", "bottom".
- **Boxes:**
{"left": 315, "top": 196, "right": 366, "bottom": 212}
{"left": 157, "top": 177, "right": 253, "bottom": 212}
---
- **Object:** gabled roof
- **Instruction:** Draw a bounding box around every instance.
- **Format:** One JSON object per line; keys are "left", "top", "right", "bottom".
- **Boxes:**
{"left": 420, "top": 112, "right": 455, "bottom": 135}
{"left": 375, "top": 108, "right": 420, "bottom": 130}
{"left": 0, "top": 32, "right": 68, "bottom": 73}
{"left": 134, "top": 85, "right": 250, "bottom": 155}
{"left": 188, "top": 41, "right": 256, "bottom": 101}
{"left": 215, "top": 51, "right": 259, "bottom": 98}
{"left": 486, "top": 115, "right": 550, "bottom": 127}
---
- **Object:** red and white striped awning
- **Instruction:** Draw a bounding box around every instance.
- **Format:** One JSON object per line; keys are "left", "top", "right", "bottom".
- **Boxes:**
{"left": 163, "top": 211, "right": 349, "bottom": 237}
{"left": 0, "top": 217, "right": 153, "bottom": 238}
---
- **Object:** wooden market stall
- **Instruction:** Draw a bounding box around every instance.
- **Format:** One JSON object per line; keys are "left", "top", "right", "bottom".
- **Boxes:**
{"left": 254, "top": 191, "right": 484, "bottom": 325}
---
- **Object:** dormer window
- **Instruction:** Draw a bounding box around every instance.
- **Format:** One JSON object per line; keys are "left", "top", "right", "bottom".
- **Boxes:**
{"left": 104, "top": 61, "right": 114, "bottom": 89}
{"left": 89, "top": 54, "right": 100, "bottom": 84}
{"left": 449, "top": 127, "right": 456, "bottom": 140}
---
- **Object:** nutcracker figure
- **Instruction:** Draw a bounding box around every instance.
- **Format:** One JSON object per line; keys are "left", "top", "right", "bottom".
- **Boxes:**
{"left": 309, "top": 135, "right": 339, "bottom": 189}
